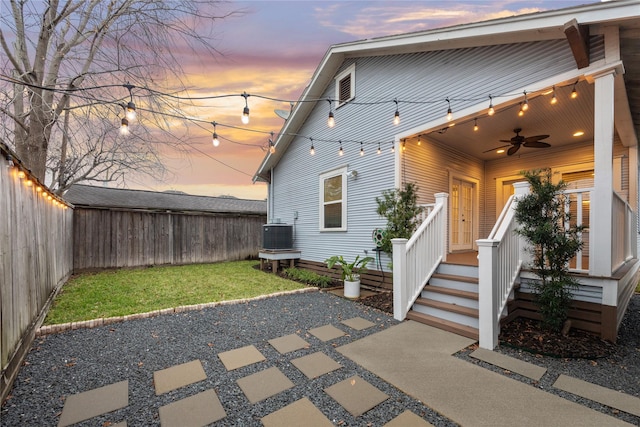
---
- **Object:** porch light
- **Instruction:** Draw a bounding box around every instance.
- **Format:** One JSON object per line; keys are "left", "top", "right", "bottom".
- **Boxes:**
{"left": 571, "top": 81, "right": 578, "bottom": 99}
{"left": 573, "top": 130, "right": 585, "bottom": 137}
{"left": 518, "top": 103, "right": 524, "bottom": 117}
{"left": 473, "top": 118, "right": 478, "bottom": 131}
{"left": 551, "top": 86, "right": 558, "bottom": 105}
{"left": 417, "top": 135, "right": 421, "bottom": 145}
{"left": 497, "top": 149, "right": 506, "bottom": 154}
{"left": 488, "top": 95, "right": 495, "bottom": 116}
{"left": 327, "top": 99, "right": 335, "bottom": 127}
{"left": 446, "top": 98, "right": 453, "bottom": 121}
{"left": 522, "top": 91, "right": 529, "bottom": 111}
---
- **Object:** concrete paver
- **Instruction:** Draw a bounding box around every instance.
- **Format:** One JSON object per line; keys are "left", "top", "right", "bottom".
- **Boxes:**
{"left": 291, "top": 351, "right": 342, "bottom": 379}
{"left": 384, "top": 410, "right": 435, "bottom": 427}
{"left": 58, "top": 380, "right": 128, "bottom": 427}
{"left": 261, "top": 397, "right": 334, "bottom": 427}
{"left": 341, "top": 317, "right": 376, "bottom": 331}
{"left": 268, "top": 333, "right": 310, "bottom": 354}
{"left": 309, "top": 324, "right": 346, "bottom": 341}
{"left": 470, "top": 348, "right": 547, "bottom": 381}
{"left": 324, "top": 375, "right": 388, "bottom": 417}
{"left": 153, "top": 360, "right": 206, "bottom": 395}
{"left": 554, "top": 374, "right": 640, "bottom": 417}
{"left": 158, "top": 389, "right": 226, "bottom": 427}
{"left": 236, "top": 366, "right": 294, "bottom": 404}
{"left": 218, "top": 345, "right": 266, "bottom": 371}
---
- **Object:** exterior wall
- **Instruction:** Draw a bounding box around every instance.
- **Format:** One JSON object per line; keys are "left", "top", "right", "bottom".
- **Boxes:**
{"left": 270, "top": 38, "right": 603, "bottom": 266}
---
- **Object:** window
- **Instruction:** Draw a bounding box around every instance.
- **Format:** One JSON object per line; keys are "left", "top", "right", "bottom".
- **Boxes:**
{"left": 334, "top": 64, "right": 355, "bottom": 106}
{"left": 319, "top": 167, "right": 347, "bottom": 231}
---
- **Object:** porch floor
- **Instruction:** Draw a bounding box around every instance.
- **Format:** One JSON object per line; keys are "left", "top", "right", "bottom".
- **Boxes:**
{"left": 445, "top": 251, "right": 478, "bottom": 266}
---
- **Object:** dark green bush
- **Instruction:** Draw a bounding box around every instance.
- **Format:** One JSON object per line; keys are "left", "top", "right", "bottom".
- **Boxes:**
{"left": 283, "top": 268, "right": 334, "bottom": 288}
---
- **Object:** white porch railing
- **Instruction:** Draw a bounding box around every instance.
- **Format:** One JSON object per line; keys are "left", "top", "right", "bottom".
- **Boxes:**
{"left": 612, "top": 192, "right": 636, "bottom": 271}
{"left": 392, "top": 193, "right": 448, "bottom": 321}
{"left": 477, "top": 182, "right": 529, "bottom": 350}
{"left": 416, "top": 203, "right": 436, "bottom": 223}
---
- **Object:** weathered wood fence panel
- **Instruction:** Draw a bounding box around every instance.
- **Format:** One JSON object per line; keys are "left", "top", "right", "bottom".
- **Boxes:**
{"left": 1, "top": 154, "right": 73, "bottom": 402}
{"left": 73, "top": 208, "right": 266, "bottom": 270}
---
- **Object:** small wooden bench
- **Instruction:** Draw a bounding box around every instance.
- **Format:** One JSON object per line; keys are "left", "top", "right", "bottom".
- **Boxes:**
{"left": 259, "top": 249, "right": 301, "bottom": 273}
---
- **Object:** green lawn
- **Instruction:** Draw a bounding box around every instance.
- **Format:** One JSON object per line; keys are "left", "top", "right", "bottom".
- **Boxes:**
{"left": 44, "top": 261, "right": 307, "bottom": 325}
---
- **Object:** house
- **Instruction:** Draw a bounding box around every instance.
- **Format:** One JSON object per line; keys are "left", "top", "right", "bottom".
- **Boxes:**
{"left": 254, "top": 1, "right": 640, "bottom": 349}
{"left": 64, "top": 184, "right": 267, "bottom": 270}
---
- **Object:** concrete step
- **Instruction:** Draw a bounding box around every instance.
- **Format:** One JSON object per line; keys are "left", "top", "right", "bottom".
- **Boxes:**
{"left": 406, "top": 311, "right": 479, "bottom": 340}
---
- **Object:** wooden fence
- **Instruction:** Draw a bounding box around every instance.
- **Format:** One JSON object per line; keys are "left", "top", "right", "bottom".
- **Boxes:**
{"left": 0, "top": 153, "right": 73, "bottom": 402}
{"left": 73, "top": 208, "right": 266, "bottom": 270}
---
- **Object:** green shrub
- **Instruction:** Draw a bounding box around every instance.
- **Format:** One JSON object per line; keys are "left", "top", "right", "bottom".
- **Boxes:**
{"left": 283, "top": 268, "right": 334, "bottom": 288}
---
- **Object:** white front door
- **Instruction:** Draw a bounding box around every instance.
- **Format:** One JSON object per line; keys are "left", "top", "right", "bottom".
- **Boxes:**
{"left": 451, "top": 178, "right": 474, "bottom": 251}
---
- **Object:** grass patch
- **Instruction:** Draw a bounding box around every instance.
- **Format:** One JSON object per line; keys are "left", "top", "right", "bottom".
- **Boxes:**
{"left": 44, "top": 261, "right": 306, "bottom": 325}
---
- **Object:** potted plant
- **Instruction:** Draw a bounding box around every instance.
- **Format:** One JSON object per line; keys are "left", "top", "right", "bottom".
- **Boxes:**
{"left": 325, "top": 255, "right": 374, "bottom": 298}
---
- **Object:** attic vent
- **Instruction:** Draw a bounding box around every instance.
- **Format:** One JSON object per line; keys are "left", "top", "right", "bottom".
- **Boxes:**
{"left": 334, "top": 64, "right": 355, "bottom": 105}
{"left": 339, "top": 74, "right": 351, "bottom": 103}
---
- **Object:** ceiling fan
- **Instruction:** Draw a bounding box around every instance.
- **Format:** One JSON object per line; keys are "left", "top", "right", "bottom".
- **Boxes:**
{"left": 484, "top": 128, "right": 551, "bottom": 155}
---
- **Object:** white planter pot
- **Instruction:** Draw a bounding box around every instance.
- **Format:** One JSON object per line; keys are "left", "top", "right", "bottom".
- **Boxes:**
{"left": 343, "top": 277, "right": 361, "bottom": 298}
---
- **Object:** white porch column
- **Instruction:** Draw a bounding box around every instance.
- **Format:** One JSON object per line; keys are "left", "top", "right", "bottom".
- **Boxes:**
{"left": 434, "top": 192, "right": 448, "bottom": 262}
{"left": 590, "top": 69, "right": 616, "bottom": 276}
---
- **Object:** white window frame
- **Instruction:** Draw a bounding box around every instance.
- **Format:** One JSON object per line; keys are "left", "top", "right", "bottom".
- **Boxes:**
{"left": 319, "top": 166, "right": 348, "bottom": 231}
{"left": 334, "top": 64, "right": 355, "bottom": 107}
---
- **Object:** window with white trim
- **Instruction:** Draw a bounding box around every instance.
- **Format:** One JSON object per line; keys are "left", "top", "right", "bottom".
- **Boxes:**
{"left": 319, "top": 167, "right": 347, "bottom": 231}
{"left": 334, "top": 64, "right": 355, "bottom": 106}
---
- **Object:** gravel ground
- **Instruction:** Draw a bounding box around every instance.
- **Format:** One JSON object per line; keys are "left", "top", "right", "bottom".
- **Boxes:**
{"left": 455, "top": 294, "right": 640, "bottom": 426}
{"left": 1, "top": 291, "right": 458, "bottom": 427}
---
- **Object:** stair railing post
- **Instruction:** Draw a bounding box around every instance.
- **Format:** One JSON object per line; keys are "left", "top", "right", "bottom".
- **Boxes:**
{"left": 392, "top": 238, "right": 408, "bottom": 321}
{"left": 477, "top": 238, "right": 499, "bottom": 349}
{"left": 434, "top": 193, "right": 448, "bottom": 262}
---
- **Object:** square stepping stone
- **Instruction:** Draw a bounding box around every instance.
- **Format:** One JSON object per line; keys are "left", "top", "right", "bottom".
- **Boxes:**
{"left": 58, "top": 380, "right": 128, "bottom": 427}
{"left": 324, "top": 375, "right": 388, "bottom": 417}
{"left": 291, "top": 351, "right": 341, "bottom": 379}
{"left": 309, "top": 324, "right": 345, "bottom": 342}
{"left": 154, "top": 360, "right": 207, "bottom": 395}
{"left": 158, "top": 389, "right": 226, "bottom": 427}
{"left": 218, "top": 345, "right": 266, "bottom": 371}
{"left": 268, "top": 333, "right": 310, "bottom": 354}
{"left": 261, "top": 397, "right": 333, "bottom": 427}
{"left": 384, "top": 410, "right": 435, "bottom": 426}
{"left": 341, "top": 317, "right": 376, "bottom": 331}
{"left": 237, "top": 366, "right": 294, "bottom": 404}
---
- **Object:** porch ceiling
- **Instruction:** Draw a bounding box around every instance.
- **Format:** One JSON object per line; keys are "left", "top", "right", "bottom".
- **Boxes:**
{"left": 423, "top": 80, "right": 597, "bottom": 162}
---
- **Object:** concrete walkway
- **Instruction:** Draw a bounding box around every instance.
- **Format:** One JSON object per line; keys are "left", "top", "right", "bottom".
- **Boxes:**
{"left": 337, "top": 320, "right": 633, "bottom": 427}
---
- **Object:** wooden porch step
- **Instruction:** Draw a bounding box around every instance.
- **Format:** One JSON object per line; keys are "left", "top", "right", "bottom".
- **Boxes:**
{"left": 424, "top": 284, "right": 478, "bottom": 301}
{"left": 406, "top": 311, "right": 479, "bottom": 340}
{"left": 431, "top": 273, "right": 478, "bottom": 284}
{"left": 414, "top": 298, "right": 479, "bottom": 318}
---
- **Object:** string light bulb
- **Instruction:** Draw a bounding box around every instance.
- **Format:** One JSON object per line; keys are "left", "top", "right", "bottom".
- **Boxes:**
{"left": 445, "top": 98, "right": 453, "bottom": 121}
{"left": 212, "top": 122, "right": 220, "bottom": 147}
{"left": 377, "top": 142, "right": 381, "bottom": 155}
{"left": 571, "top": 81, "right": 578, "bottom": 99}
{"left": 310, "top": 138, "right": 315, "bottom": 155}
{"left": 393, "top": 99, "right": 400, "bottom": 125}
{"left": 124, "top": 83, "right": 136, "bottom": 121}
{"left": 550, "top": 86, "right": 558, "bottom": 105}
{"left": 327, "top": 99, "right": 335, "bottom": 128}
{"left": 241, "top": 92, "right": 250, "bottom": 124}
{"left": 488, "top": 95, "right": 495, "bottom": 116}
{"left": 391, "top": 143, "right": 395, "bottom": 153}
{"left": 518, "top": 103, "right": 525, "bottom": 117}
{"left": 402, "top": 139, "right": 406, "bottom": 151}
{"left": 417, "top": 135, "right": 421, "bottom": 146}
{"left": 360, "top": 142, "right": 364, "bottom": 156}
{"left": 522, "top": 91, "right": 529, "bottom": 111}
{"left": 473, "top": 118, "right": 479, "bottom": 131}
{"left": 17, "top": 170, "right": 26, "bottom": 179}
{"left": 120, "top": 117, "right": 129, "bottom": 135}
{"left": 338, "top": 140, "right": 343, "bottom": 156}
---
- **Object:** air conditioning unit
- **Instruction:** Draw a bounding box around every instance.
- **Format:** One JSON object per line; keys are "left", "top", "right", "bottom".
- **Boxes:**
{"left": 262, "top": 224, "right": 293, "bottom": 250}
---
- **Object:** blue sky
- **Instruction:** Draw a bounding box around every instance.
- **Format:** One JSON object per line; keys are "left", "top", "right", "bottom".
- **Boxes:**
{"left": 133, "top": 0, "right": 601, "bottom": 199}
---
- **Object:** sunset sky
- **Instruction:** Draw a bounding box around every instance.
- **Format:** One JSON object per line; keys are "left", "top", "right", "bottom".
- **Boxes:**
{"left": 133, "top": 0, "right": 599, "bottom": 200}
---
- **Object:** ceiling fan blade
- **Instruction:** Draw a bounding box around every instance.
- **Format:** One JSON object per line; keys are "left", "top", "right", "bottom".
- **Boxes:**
{"left": 483, "top": 144, "right": 511, "bottom": 153}
{"left": 524, "top": 134, "right": 550, "bottom": 143}
{"left": 507, "top": 144, "right": 521, "bottom": 156}
{"left": 523, "top": 141, "right": 551, "bottom": 148}
{"left": 499, "top": 139, "right": 514, "bottom": 143}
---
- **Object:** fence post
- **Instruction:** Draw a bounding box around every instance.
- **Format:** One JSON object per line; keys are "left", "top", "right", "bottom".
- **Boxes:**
{"left": 434, "top": 193, "right": 448, "bottom": 262}
{"left": 477, "top": 238, "right": 499, "bottom": 349}
{"left": 392, "top": 238, "right": 408, "bottom": 321}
